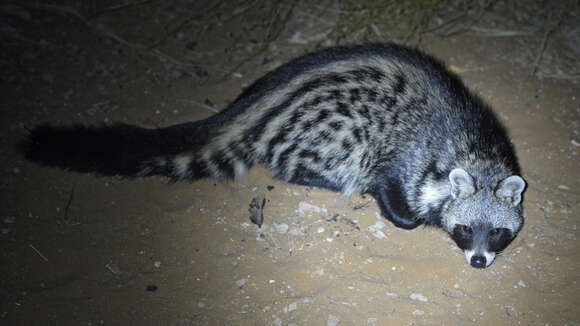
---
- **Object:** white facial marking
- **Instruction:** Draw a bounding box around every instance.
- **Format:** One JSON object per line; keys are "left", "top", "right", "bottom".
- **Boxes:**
{"left": 464, "top": 249, "right": 496, "bottom": 267}
{"left": 483, "top": 251, "right": 496, "bottom": 267}
{"left": 464, "top": 249, "right": 475, "bottom": 265}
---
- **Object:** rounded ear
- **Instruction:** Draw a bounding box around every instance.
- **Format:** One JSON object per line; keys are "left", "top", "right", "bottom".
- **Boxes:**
{"left": 495, "top": 175, "right": 526, "bottom": 206}
{"left": 449, "top": 168, "right": 476, "bottom": 199}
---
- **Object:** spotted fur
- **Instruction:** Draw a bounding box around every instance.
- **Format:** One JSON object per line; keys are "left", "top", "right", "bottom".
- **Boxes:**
{"left": 22, "top": 43, "right": 526, "bottom": 268}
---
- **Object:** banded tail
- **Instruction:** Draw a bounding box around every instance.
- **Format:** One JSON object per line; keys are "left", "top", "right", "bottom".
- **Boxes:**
{"left": 21, "top": 121, "right": 218, "bottom": 180}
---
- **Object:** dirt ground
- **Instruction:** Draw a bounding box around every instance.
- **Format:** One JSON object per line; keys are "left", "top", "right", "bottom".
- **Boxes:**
{"left": 1, "top": 1, "right": 579, "bottom": 325}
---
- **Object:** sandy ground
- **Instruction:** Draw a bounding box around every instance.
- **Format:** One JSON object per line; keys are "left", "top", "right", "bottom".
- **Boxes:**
{"left": 1, "top": 2, "right": 579, "bottom": 325}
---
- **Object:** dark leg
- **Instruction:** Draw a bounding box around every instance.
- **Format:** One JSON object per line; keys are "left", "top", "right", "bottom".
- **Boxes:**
{"left": 285, "top": 165, "right": 341, "bottom": 192}
{"left": 370, "top": 183, "right": 422, "bottom": 230}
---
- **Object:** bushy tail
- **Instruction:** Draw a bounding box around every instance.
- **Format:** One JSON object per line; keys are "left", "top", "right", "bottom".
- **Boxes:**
{"left": 21, "top": 122, "right": 215, "bottom": 180}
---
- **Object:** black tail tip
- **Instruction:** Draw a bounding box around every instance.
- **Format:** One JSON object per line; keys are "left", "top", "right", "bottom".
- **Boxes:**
{"left": 20, "top": 124, "right": 85, "bottom": 168}
{"left": 19, "top": 123, "right": 167, "bottom": 177}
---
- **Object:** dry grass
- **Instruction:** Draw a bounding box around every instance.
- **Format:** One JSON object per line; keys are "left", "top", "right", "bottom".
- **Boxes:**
{"left": 6, "top": 0, "right": 579, "bottom": 79}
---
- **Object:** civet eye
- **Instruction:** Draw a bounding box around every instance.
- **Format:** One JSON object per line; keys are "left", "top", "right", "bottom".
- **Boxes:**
{"left": 461, "top": 225, "right": 472, "bottom": 235}
{"left": 490, "top": 228, "right": 501, "bottom": 236}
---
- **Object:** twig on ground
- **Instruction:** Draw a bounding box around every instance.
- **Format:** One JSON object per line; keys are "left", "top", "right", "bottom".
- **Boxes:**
{"left": 222, "top": 0, "right": 297, "bottom": 79}
{"left": 148, "top": 0, "right": 226, "bottom": 49}
{"left": 90, "top": 0, "right": 156, "bottom": 18}
{"left": 468, "top": 26, "right": 534, "bottom": 37}
{"left": 20, "top": 2, "right": 196, "bottom": 68}
{"left": 63, "top": 181, "right": 76, "bottom": 220}
{"left": 532, "top": 5, "right": 565, "bottom": 77}
{"left": 176, "top": 99, "right": 219, "bottom": 113}
{"left": 30, "top": 244, "right": 49, "bottom": 262}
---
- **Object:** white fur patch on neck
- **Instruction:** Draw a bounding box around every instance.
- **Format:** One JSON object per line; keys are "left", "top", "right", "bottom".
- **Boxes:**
{"left": 418, "top": 179, "right": 450, "bottom": 215}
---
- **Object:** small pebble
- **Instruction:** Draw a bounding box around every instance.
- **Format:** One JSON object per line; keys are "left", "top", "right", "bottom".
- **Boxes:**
{"left": 410, "top": 293, "right": 428, "bottom": 302}
{"left": 236, "top": 278, "right": 247, "bottom": 287}
{"left": 146, "top": 285, "right": 157, "bottom": 292}
{"left": 327, "top": 314, "right": 340, "bottom": 326}
{"left": 275, "top": 223, "right": 289, "bottom": 234}
{"left": 284, "top": 302, "right": 297, "bottom": 312}
{"left": 105, "top": 263, "right": 121, "bottom": 275}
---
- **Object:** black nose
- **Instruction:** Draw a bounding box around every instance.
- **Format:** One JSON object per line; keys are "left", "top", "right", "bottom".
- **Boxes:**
{"left": 470, "top": 255, "right": 487, "bottom": 268}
